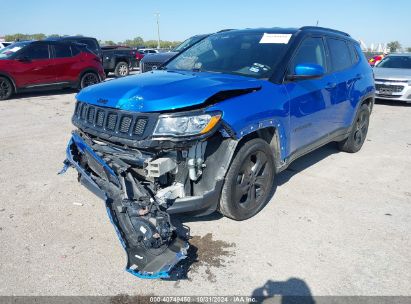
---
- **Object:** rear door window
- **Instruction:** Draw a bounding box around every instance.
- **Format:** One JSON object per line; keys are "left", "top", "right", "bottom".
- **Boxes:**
{"left": 54, "top": 44, "right": 72, "bottom": 58}
{"left": 348, "top": 43, "right": 359, "bottom": 65}
{"left": 327, "top": 38, "right": 352, "bottom": 71}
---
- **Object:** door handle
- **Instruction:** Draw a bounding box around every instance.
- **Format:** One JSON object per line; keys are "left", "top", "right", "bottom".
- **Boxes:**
{"left": 325, "top": 82, "right": 337, "bottom": 90}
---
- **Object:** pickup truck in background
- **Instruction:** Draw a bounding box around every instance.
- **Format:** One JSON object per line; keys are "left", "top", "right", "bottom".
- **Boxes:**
{"left": 101, "top": 46, "right": 137, "bottom": 77}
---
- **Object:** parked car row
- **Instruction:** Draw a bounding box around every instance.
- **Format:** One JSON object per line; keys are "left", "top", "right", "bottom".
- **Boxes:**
{"left": 0, "top": 40, "right": 105, "bottom": 100}
{"left": 0, "top": 36, "right": 161, "bottom": 100}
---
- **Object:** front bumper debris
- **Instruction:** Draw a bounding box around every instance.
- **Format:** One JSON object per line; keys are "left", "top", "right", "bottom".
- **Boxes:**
{"left": 61, "top": 132, "right": 189, "bottom": 279}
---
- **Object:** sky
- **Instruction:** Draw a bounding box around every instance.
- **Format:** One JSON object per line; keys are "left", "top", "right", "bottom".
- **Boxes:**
{"left": 1, "top": 0, "right": 410, "bottom": 47}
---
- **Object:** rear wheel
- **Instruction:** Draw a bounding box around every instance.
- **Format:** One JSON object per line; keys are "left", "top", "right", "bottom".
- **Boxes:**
{"left": 80, "top": 72, "right": 100, "bottom": 89}
{"left": 219, "top": 138, "right": 275, "bottom": 220}
{"left": 0, "top": 77, "right": 13, "bottom": 100}
{"left": 338, "top": 104, "right": 370, "bottom": 153}
{"left": 114, "top": 61, "right": 129, "bottom": 77}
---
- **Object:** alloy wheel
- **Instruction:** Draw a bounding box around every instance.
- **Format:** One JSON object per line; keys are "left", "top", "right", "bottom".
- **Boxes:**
{"left": 82, "top": 73, "right": 99, "bottom": 88}
{"left": 0, "top": 79, "right": 12, "bottom": 100}
{"left": 354, "top": 111, "right": 369, "bottom": 146}
{"left": 118, "top": 64, "right": 128, "bottom": 76}
{"left": 235, "top": 151, "right": 270, "bottom": 209}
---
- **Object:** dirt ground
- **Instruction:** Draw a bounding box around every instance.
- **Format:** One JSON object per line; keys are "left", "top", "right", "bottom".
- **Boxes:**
{"left": 0, "top": 89, "right": 410, "bottom": 298}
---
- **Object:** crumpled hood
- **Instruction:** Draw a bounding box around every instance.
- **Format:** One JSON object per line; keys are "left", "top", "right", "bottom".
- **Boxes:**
{"left": 374, "top": 67, "right": 411, "bottom": 80}
{"left": 76, "top": 70, "right": 262, "bottom": 112}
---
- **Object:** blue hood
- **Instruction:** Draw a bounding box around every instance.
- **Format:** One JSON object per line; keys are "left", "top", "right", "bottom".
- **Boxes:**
{"left": 76, "top": 70, "right": 262, "bottom": 112}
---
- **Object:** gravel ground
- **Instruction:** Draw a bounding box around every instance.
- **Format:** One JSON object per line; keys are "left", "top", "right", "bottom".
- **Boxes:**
{"left": 0, "top": 89, "right": 410, "bottom": 298}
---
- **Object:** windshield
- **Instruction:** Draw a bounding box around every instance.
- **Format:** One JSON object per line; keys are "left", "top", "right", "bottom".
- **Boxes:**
{"left": 377, "top": 56, "right": 411, "bottom": 69}
{"left": 0, "top": 42, "right": 31, "bottom": 59}
{"left": 173, "top": 35, "right": 206, "bottom": 52}
{"left": 166, "top": 32, "right": 290, "bottom": 79}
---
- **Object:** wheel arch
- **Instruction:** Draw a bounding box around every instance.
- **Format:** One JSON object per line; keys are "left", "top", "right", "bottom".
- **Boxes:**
{"left": 115, "top": 58, "right": 130, "bottom": 65}
{"left": 79, "top": 68, "right": 101, "bottom": 82}
{"left": 224, "top": 121, "right": 287, "bottom": 173}
{"left": 0, "top": 72, "right": 17, "bottom": 93}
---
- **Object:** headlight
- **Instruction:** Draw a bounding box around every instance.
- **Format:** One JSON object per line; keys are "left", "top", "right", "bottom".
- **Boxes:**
{"left": 153, "top": 112, "right": 221, "bottom": 137}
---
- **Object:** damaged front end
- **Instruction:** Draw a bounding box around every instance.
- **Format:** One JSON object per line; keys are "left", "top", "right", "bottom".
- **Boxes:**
{"left": 61, "top": 101, "right": 238, "bottom": 279}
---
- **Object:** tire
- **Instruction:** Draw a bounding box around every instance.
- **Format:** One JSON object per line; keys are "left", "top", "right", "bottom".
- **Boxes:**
{"left": 0, "top": 77, "right": 13, "bottom": 100}
{"left": 219, "top": 138, "right": 275, "bottom": 220}
{"left": 114, "top": 61, "right": 129, "bottom": 77}
{"left": 338, "top": 104, "right": 370, "bottom": 153}
{"left": 80, "top": 72, "right": 100, "bottom": 89}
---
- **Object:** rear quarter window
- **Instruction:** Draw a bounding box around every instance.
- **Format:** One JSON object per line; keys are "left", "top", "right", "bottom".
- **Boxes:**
{"left": 54, "top": 44, "right": 72, "bottom": 58}
{"left": 327, "top": 38, "right": 352, "bottom": 72}
{"left": 79, "top": 39, "right": 99, "bottom": 54}
{"left": 348, "top": 43, "right": 359, "bottom": 65}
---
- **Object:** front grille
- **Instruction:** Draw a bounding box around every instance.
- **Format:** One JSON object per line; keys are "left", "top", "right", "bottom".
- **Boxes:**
{"left": 72, "top": 101, "right": 157, "bottom": 142}
{"left": 141, "top": 61, "right": 162, "bottom": 73}
{"left": 375, "top": 84, "right": 404, "bottom": 93}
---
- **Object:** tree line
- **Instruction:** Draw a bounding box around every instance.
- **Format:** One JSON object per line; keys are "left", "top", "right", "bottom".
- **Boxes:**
{"left": 4, "top": 33, "right": 181, "bottom": 49}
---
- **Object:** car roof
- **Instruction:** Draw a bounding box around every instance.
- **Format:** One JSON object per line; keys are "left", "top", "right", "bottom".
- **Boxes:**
{"left": 46, "top": 36, "right": 97, "bottom": 41}
{"left": 214, "top": 26, "right": 353, "bottom": 41}
{"left": 387, "top": 53, "right": 411, "bottom": 57}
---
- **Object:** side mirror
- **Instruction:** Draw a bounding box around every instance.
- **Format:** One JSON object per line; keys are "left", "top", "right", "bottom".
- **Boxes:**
{"left": 287, "top": 63, "right": 324, "bottom": 81}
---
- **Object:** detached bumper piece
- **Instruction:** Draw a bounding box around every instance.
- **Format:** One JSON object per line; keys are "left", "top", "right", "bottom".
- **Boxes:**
{"left": 62, "top": 132, "right": 188, "bottom": 279}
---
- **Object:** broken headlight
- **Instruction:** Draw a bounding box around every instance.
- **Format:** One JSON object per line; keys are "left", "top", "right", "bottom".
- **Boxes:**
{"left": 153, "top": 112, "right": 221, "bottom": 137}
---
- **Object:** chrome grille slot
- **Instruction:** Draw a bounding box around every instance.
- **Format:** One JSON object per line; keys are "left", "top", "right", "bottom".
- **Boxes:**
{"left": 96, "top": 110, "right": 105, "bottom": 127}
{"left": 134, "top": 118, "right": 147, "bottom": 135}
{"left": 120, "top": 116, "right": 133, "bottom": 133}
{"left": 106, "top": 113, "right": 117, "bottom": 131}
{"left": 72, "top": 101, "right": 157, "bottom": 143}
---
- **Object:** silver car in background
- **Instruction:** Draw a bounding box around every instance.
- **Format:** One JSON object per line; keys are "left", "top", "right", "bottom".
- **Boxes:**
{"left": 374, "top": 53, "right": 411, "bottom": 103}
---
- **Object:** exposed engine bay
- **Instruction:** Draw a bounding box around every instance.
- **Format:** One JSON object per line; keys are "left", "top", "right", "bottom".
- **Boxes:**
{"left": 61, "top": 126, "right": 237, "bottom": 278}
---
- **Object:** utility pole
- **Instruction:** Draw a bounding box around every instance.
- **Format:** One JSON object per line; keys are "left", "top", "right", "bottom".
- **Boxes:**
{"left": 155, "top": 12, "right": 161, "bottom": 49}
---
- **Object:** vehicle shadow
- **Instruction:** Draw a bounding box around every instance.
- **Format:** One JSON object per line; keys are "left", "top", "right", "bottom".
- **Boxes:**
{"left": 8, "top": 88, "right": 77, "bottom": 100}
{"left": 251, "top": 278, "right": 315, "bottom": 304}
{"left": 375, "top": 98, "right": 411, "bottom": 107}
{"left": 276, "top": 142, "right": 339, "bottom": 186}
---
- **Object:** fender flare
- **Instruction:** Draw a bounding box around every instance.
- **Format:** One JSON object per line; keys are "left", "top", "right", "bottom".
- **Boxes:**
{"left": 223, "top": 117, "right": 288, "bottom": 171}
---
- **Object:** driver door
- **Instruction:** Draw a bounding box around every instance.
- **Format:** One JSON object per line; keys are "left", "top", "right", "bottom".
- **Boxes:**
{"left": 12, "top": 42, "right": 55, "bottom": 88}
{"left": 284, "top": 36, "right": 338, "bottom": 155}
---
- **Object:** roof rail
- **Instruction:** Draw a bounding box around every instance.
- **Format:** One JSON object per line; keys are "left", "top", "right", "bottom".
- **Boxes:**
{"left": 217, "top": 29, "right": 235, "bottom": 33}
{"left": 299, "top": 26, "right": 350, "bottom": 37}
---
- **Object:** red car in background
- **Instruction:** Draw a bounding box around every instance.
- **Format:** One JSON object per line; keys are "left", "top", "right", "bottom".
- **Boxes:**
{"left": 0, "top": 40, "right": 105, "bottom": 100}
{"left": 368, "top": 54, "right": 386, "bottom": 67}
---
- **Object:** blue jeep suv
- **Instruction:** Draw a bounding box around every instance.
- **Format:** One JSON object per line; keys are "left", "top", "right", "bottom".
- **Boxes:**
{"left": 62, "top": 26, "right": 375, "bottom": 278}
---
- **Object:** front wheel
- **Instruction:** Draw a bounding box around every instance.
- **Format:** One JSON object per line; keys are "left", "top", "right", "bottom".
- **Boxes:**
{"left": 338, "top": 104, "right": 370, "bottom": 153}
{"left": 0, "top": 77, "right": 13, "bottom": 100}
{"left": 114, "top": 61, "right": 129, "bottom": 77}
{"left": 80, "top": 72, "right": 100, "bottom": 89}
{"left": 219, "top": 138, "right": 275, "bottom": 220}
